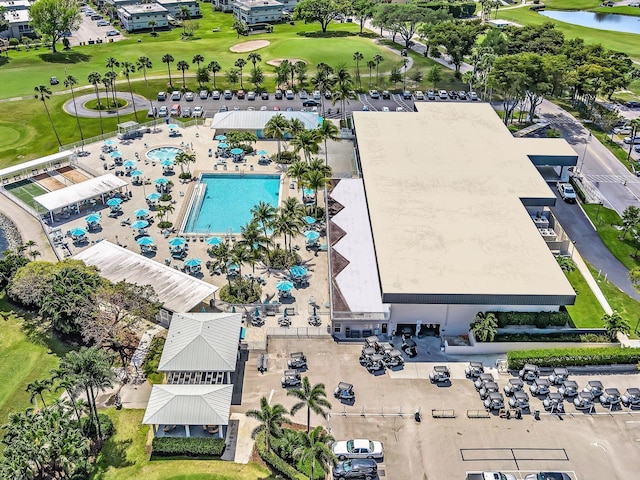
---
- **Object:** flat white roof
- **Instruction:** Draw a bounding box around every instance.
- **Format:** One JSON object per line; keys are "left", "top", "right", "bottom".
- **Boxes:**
{"left": 4, "top": 9, "right": 29, "bottom": 22}
{"left": 211, "top": 111, "right": 319, "bottom": 131}
{"left": 33, "top": 173, "right": 128, "bottom": 212}
{"left": 74, "top": 242, "right": 218, "bottom": 313}
{"left": 122, "top": 4, "right": 168, "bottom": 14}
{"left": 330, "top": 179, "right": 384, "bottom": 313}
{"left": 0, "top": 150, "right": 74, "bottom": 180}
{"left": 142, "top": 384, "right": 233, "bottom": 426}
{"left": 159, "top": 312, "right": 242, "bottom": 372}
{"left": 353, "top": 103, "right": 575, "bottom": 304}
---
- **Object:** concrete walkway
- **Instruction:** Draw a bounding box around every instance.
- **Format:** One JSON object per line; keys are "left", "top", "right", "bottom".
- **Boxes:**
{"left": 62, "top": 92, "right": 149, "bottom": 118}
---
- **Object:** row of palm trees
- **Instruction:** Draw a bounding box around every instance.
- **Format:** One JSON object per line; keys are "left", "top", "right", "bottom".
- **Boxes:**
{"left": 353, "top": 51, "right": 385, "bottom": 90}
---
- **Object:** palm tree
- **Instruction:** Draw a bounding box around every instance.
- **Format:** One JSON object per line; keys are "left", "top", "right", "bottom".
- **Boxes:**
{"left": 239, "top": 220, "right": 269, "bottom": 272}
{"left": 470, "top": 312, "right": 498, "bottom": 342}
{"left": 230, "top": 243, "right": 251, "bottom": 298}
{"left": 373, "top": 54, "right": 383, "bottom": 88}
{"left": 162, "top": 53, "right": 175, "bottom": 86}
{"left": 626, "top": 118, "right": 640, "bottom": 162}
{"left": 235, "top": 58, "right": 247, "bottom": 88}
{"left": 317, "top": 120, "right": 340, "bottom": 166}
{"left": 287, "top": 377, "right": 332, "bottom": 433}
{"left": 291, "top": 130, "right": 320, "bottom": 163}
{"left": 602, "top": 311, "right": 630, "bottom": 340}
{"left": 34, "top": 85, "right": 62, "bottom": 147}
{"left": 287, "top": 161, "right": 309, "bottom": 191}
{"left": 104, "top": 70, "right": 121, "bottom": 123}
{"left": 121, "top": 61, "right": 139, "bottom": 122}
{"left": 192, "top": 53, "right": 204, "bottom": 70}
{"left": 175, "top": 151, "right": 196, "bottom": 174}
{"left": 366, "top": 60, "right": 376, "bottom": 89}
{"left": 332, "top": 66, "right": 353, "bottom": 122}
{"left": 263, "top": 114, "right": 290, "bottom": 158}
{"left": 308, "top": 158, "right": 332, "bottom": 178}
{"left": 105, "top": 56, "right": 120, "bottom": 104}
{"left": 247, "top": 52, "right": 261, "bottom": 76}
{"left": 245, "top": 397, "right": 290, "bottom": 452}
{"left": 176, "top": 60, "right": 189, "bottom": 88}
{"left": 26, "top": 379, "right": 51, "bottom": 409}
{"left": 208, "top": 61, "right": 221, "bottom": 89}
{"left": 87, "top": 72, "right": 104, "bottom": 136}
{"left": 353, "top": 51, "right": 364, "bottom": 89}
{"left": 209, "top": 242, "right": 231, "bottom": 277}
{"left": 293, "top": 426, "right": 336, "bottom": 480}
{"left": 64, "top": 75, "right": 85, "bottom": 147}
{"left": 148, "top": 19, "right": 157, "bottom": 35}
{"left": 137, "top": 56, "right": 154, "bottom": 111}
{"left": 302, "top": 169, "right": 328, "bottom": 210}
{"left": 251, "top": 201, "right": 277, "bottom": 247}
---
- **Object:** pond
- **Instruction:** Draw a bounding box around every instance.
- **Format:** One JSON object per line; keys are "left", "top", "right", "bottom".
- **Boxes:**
{"left": 539, "top": 10, "right": 640, "bottom": 34}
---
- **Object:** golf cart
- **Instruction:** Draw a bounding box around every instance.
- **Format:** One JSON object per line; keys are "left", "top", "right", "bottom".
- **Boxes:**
{"left": 508, "top": 390, "right": 530, "bottom": 410}
{"left": 519, "top": 363, "right": 540, "bottom": 382}
{"left": 383, "top": 349, "right": 405, "bottom": 368}
{"left": 474, "top": 373, "right": 495, "bottom": 391}
{"left": 281, "top": 369, "right": 301, "bottom": 388}
{"left": 558, "top": 380, "right": 579, "bottom": 397}
{"left": 479, "top": 381, "right": 499, "bottom": 400}
{"left": 364, "top": 335, "right": 380, "bottom": 351}
{"left": 287, "top": 352, "right": 308, "bottom": 370}
{"left": 465, "top": 361, "right": 484, "bottom": 378}
{"left": 365, "top": 354, "right": 386, "bottom": 373}
{"left": 378, "top": 342, "right": 394, "bottom": 354}
{"left": 359, "top": 347, "right": 376, "bottom": 365}
{"left": 484, "top": 392, "right": 505, "bottom": 410}
{"left": 429, "top": 365, "right": 451, "bottom": 384}
{"left": 401, "top": 337, "right": 417, "bottom": 357}
{"left": 543, "top": 392, "right": 565, "bottom": 413}
{"left": 573, "top": 391, "right": 595, "bottom": 410}
{"left": 583, "top": 380, "right": 604, "bottom": 397}
{"left": 504, "top": 378, "right": 524, "bottom": 396}
{"left": 600, "top": 388, "right": 622, "bottom": 406}
{"left": 548, "top": 367, "right": 570, "bottom": 386}
{"left": 334, "top": 382, "right": 355, "bottom": 402}
{"left": 621, "top": 388, "right": 640, "bottom": 407}
{"left": 529, "top": 377, "right": 550, "bottom": 396}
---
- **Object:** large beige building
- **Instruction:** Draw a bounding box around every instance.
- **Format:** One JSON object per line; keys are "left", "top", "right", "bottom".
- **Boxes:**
{"left": 328, "top": 103, "right": 578, "bottom": 339}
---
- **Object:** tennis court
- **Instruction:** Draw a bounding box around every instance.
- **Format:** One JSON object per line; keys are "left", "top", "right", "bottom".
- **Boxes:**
{"left": 57, "top": 166, "right": 89, "bottom": 184}
{"left": 33, "top": 172, "right": 67, "bottom": 191}
{"left": 5, "top": 179, "right": 48, "bottom": 206}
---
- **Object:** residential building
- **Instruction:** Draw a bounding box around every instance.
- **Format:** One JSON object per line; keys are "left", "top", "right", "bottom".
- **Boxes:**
{"left": 0, "top": 0, "right": 31, "bottom": 11}
{"left": 1, "top": 9, "right": 35, "bottom": 39}
{"left": 212, "top": 0, "right": 233, "bottom": 13}
{"left": 233, "top": 0, "right": 284, "bottom": 25}
{"left": 117, "top": 4, "right": 169, "bottom": 32}
{"left": 155, "top": 0, "right": 201, "bottom": 18}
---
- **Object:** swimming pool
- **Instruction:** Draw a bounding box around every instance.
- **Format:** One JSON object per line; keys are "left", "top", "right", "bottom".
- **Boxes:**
{"left": 183, "top": 174, "right": 281, "bottom": 234}
{"left": 146, "top": 146, "right": 183, "bottom": 163}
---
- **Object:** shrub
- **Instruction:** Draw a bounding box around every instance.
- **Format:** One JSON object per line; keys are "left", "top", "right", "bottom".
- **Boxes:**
{"left": 569, "top": 177, "right": 587, "bottom": 202}
{"left": 179, "top": 172, "right": 192, "bottom": 180}
{"left": 219, "top": 277, "right": 262, "bottom": 304}
{"left": 493, "top": 332, "right": 611, "bottom": 343}
{"left": 158, "top": 221, "right": 172, "bottom": 229}
{"left": 151, "top": 437, "right": 225, "bottom": 457}
{"left": 490, "top": 311, "right": 570, "bottom": 328}
{"left": 255, "top": 431, "right": 307, "bottom": 480}
{"left": 273, "top": 151, "right": 299, "bottom": 164}
{"left": 142, "top": 335, "right": 166, "bottom": 384}
{"left": 268, "top": 248, "right": 301, "bottom": 270}
{"left": 507, "top": 347, "right": 640, "bottom": 369}
{"left": 81, "top": 413, "right": 115, "bottom": 439}
{"left": 159, "top": 193, "right": 172, "bottom": 202}
{"left": 579, "top": 333, "right": 612, "bottom": 343}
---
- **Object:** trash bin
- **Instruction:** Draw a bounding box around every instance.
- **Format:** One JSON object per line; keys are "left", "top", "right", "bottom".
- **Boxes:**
{"left": 534, "top": 409, "right": 540, "bottom": 420}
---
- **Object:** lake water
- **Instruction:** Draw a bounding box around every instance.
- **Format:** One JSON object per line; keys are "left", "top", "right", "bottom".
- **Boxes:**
{"left": 539, "top": 10, "right": 640, "bottom": 35}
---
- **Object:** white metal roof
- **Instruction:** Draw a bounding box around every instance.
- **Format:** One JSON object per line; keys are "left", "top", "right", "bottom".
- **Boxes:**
{"left": 73, "top": 241, "right": 217, "bottom": 313}
{"left": 33, "top": 173, "right": 128, "bottom": 212}
{"left": 159, "top": 312, "right": 242, "bottom": 372}
{"left": 142, "top": 384, "right": 233, "bottom": 426}
{"left": 0, "top": 151, "right": 75, "bottom": 180}
{"left": 330, "top": 179, "right": 385, "bottom": 314}
{"left": 211, "top": 111, "right": 320, "bottom": 131}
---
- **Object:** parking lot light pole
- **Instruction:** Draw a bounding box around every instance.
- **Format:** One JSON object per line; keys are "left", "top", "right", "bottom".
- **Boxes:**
{"left": 578, "top": 132, "right": 592, "bottom": 174}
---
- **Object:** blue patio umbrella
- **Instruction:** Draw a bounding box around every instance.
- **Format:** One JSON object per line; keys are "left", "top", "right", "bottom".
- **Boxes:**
{"left": 217, "top": 143, "right": 229, "bottom": 149}
{"left": 304, "top": 216, "right": 316, "bottom": 225}
{"left": 85, "top": 213, "right": 101, "bottom": 223}
{"left": 110, "top": 150, "right": 122, "bottom": 158}
{"left": 106, "top": 198, "right": 122, "bottom": 207}
{"left": 131, "top": 220, "right": 149, "bottom": 230}
{"left": 104, "top": 139, "right": 115, "bottom": 146}
{"left": 276, "top": 280, "right": 294, "bottom": 292}
{"left": 303, "top": 188, "right": 315, "bottom": 196}
{"left": 161, "top": 160, "right": 174, "bottom": 167}
{"left": 70, "top": 227, "right": 87, "bottom": 237}
{"left": 167, "top": 123, "right": 179, "bottom": 130}
{"left": 136, "top": 236, "right": 155, "bottom": 246}
{"left": 290, "top": 265, "right": 308, "bottom": 278}
{"left": 168, "top": 237, "right": 186, "bottom": 247}
{"left": 155, "top": 177, "right": 168, "bottom": 185}
{"left": 130, "top": 170, "right": 144, "bottom": 177}
{"left": 257, "top": 150, "right": 268, "bottom": 156}
{"left": 184, "top": 258, "right": 202, "bottom": 268}
{"left": 134, "top": 208, "right": 149, "bottom": 218}
{"left": 230, "top": 148, "right": 243, "bottom": 155}
{"left": 123, "top": 160, "right": 136, "bottom": 167}
{"left": 146, "top": 192, "right": 161, "bottom": 201}
{"left": 215, "top": 135, "right": 227, "bottom": 141}
{"left": 206, "top": 236, "right": 223, "bottom": 246}
{"left": 303, "top": 230, "right": 320, "bottom": 242}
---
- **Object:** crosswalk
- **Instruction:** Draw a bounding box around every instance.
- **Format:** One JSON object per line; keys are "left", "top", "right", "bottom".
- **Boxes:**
{"left": 584, "top": 174, "right": 640, "bottom": 184}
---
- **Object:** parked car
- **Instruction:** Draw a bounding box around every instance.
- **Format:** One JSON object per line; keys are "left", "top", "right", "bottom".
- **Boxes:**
{"left": 524, "top": 472, "right": 572, "bottom": 480}
{"left": 529, "top": 377, "right": 550, "bottom": 396}
{"left": 621, "top": 388, "right": 640, "bottom": 407}
{"left": 325, "top": 90, "right": 332, "bottom": 99}
{"left": 361, "top": 105, "right": 370, "bottom": 111}
{"left": 90, "top": 14, "right": 102, "bottom": 20}
{"left": 415, "top": 90, "right": 424, "bottom": 100}
{"left": 219, "top": 105, "right": 228, "bottom": 112}
{"left": 313, "top": 90, "right": 322, "bottom": 100}
{"left": 299, "top": 90, "right": 308, "bottom": 99}
{"left": 626, "top": 100, "right": 640, "bottom": 108}
{"left": 236, "top": 90, "right": 245, "bottom": 99}
{"left": 556, "top": 183, "right": 576, "bottom": 203}
{"left": 504, "top": 378, "right": 524, "bottom": 396}
{"left": 247, "top": 91, "right": 256, "bottom": 101}
{"left": 624, "top": 136, "right": 640, "bottom": 144}
{"left": 558, "top": 380, "right": 579, "bottom": 397}
{"left": 465, "top": 361, "right": 484, "bottom": 378}
{"left": 484, "top": 392, "right": 505, "bottom": 410}
{"left": 382, "top": 106, "right": 390, "bottom": 112}
{"left": 261, "top": 91, "right": 269, "bottom": 100}
{"left": 447, "top": 90, "right": 458, "bottom": 99}
{"left": 469, "top": 91, "right": 479, "bottom": 101}
{"left": 332, "top": 459, "right": 377, "bottom": 479}
{"left": 403, "top": 90, "right": 412, "bottom": 100}
{"left": 368, "top": 89, "right": 380, "bottom": 99}
{"left": 508, "top": 390, "right": 530, "bottom": 410}
{"left": 519, "top": 363, "right": 540, "bottom": 382}
{"left": 613, "top": 125, "right": 632, "bottom": 135}
{"left": 223, "top": 90, "right": 233, "bottom": 100}
{"left": 181, "top": 107, "right": 191, "bottom": 117}
{"left": 427, "top": 90, "right": 436, "bottom": 100}
{"left": 285, "top": 90, "right": 295, "bottom": 100}
{"left": 331, "top": 439, "right": 384, "bottom": 460}
{"left": 199, "top": 90, "right": 209, "bottom": 99}
{"left": 158, "top": 106, "right": 168, "bottom": 117}
{"left": 192, "top": 106, "right": 204, "bottom": 118}
{"left": 157, "top": 91, "right": 167, "bottom": 101}
{"left": 212, "top": 90, "right": 221, "bottom": 100}
{"left": 438, "top": 90, "right": 448, "bottom": 100}
{"left": 542, "top": 392, "right": 565, "bottom": 412}
{"left": 457, "top": 91, "right": 467, "bottom": 100}
{"left": 96, "top": 20, "right": 110, "bottom": 27}
{"left": 146, "top": 106, "right": 157, "bottom": 118}
{"left": 260, "top": 106, "right": 268, "bottom": 111}
{"left": 302, "top": 99, "right": 320, "bottom": 107}
{"left": 573, "top": 391, "right": 595, "bottom": 410}
{"left": 275, "top": 89, "right": 283, "bottom": 99}
{"left": 548, "top": 367, "right": 570, "bottom": 385}
{"left": 184, "top": 92, "right": 194, "bottom": 102}
{"left": 382, "top": 90, "right": 391, "bottom": 99}
{"left": 106, "top": 29, "right": 119, "bottom": 36}
{"left": 600, "top": 388, "right": 622, "bottom": 406}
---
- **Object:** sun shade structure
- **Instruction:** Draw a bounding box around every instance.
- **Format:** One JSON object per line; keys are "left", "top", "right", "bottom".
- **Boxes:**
{"left": 74, "top": 242, "right": 217, "bottom": 316}
{"left": 0, "top": 150, "right": 75, "bottom": 182}
{"left": 34, "top": 174, "right": 128, "bottom": 213}
{"left": 211, "top": 111, "right": 320, "bottom": 132}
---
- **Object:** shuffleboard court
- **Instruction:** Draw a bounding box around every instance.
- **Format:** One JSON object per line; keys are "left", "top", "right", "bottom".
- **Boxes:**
{"left": 5, "top": 179, "right": 48, "bottom": 206}
{"left": 57, "top": 167, "right": 89, "bottom": 184}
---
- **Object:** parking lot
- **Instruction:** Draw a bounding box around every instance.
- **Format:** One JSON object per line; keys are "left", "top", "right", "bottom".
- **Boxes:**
{"left": 238, "top": 338, "right": 640, "bottom": 480}
{"left": 71, "top": 8, "right": 124, "bottom": 46}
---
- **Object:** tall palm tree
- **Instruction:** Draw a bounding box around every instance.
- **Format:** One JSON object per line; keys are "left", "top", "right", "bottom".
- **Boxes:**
{"left": 175, "top": 151, "right": 196, "bottom": 174}
{"left": 287, "top": 161, "right": 309, "bottom": 191}
{"left": 192, "top": 53, "right": 204, "bottom": 70}
{"left": 317, "top": 120, "right": 340, "bottom": 166}
{"left": 263, "top": 114, "right": 290, "bottom": 158}
{"left": 26, "top": 379, "right": 51, "bottom": 409}
{"left": 287, "top": 377, "right": 332, "bottom": 433}
{"left": 245, "top": 397, "right": 290, "bottom": 452}
{"left": 291, "top": 130, "right": 320, "bottom": 163}
{"left": 162, "top": 53, "right": 175, "bottom": 86}
{"left": 137, "top": 56, "right": 153, "bottom": 110}
{"left": 303, "top": 169, "right": 328, "bottom": 211}
{"left": 293, "top": 426, "right": 336, "bottom": 480}
{"left": 282, "top": 196, "right": 306, "bottom": 220}
{"left": 235, "top": 58, "right": 247, "bottom": 88}
{"left": 176, "top": 60, "right": 189, "bottom": 88}
{"left": 87, "top": 72, "right": 104, "bottom": 136}
{"left": 251, "top": 201, "right": 277, "bottom": 249}
{"left": 104, "top": 70, "right": 120, "bottom": 123}
{"left": 353, "top": 51, "right": 364, "bottom": 89}
{"left": 34, "top": 85, "right": 62, "bottom": 147}
{"left": 230, "top": 243, "right": 251, "bottom": 298}
{"left": 64, "top": 75, "right": 85, "bottom": 147}
{"left": 209, "top": 242, "right": 231, "bottom": 277}
{"left": 208, "top": 61, "right": 221, "bottom": 89}
{"left": 105, "top": 56, "right": 120, "bottom": 104}
{"left": 366, "top": 60, "right": 376, "bottom": 89}
{"left": 308, "top": 158, "right": 332, "bottom": 178}
{"left": 248, "top": 52, "right": 262, "bottom": 77}
{"left": 121, "top": 61, "right": 138, "bottom": 122}
{"left": 332, "top": 66, "right": 353, "bottom": 123}
{"left": 239, "top": 220, "right": 269, "bottom": 273}
{"left": 373, "top": 54, "right": 384, "bottom": 88}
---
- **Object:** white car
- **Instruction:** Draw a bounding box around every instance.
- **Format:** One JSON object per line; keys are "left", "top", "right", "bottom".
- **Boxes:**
{"left": 192, "top": 106, "right": 204, "bottom": 118}
{"left": 158, "top": 106, "right": 168, "bottom": 117}
{"left": 184, "top": 92, "right": 195, "bottom": 101}
{"left": 624, "top": 136, "right": 640, "bottom": 144}
{"left": 331, "top": 439, "right": 383, "bottom": 461}
{"left": 382, "top": 106, "right": 390, "bottom": 112}
{"left": 556, "top": 182, "right": 576, "bottom": 202}
{"left": 415, "top": 90, "right": 424, "bottom": 100}
{"left": 171, "top": 91, "right": 181, "bottom": 101}
{"left": 313, "top": 90, "right": 321, "bottom": 100}
{"left": 469, "top": 91, "right": 478, "bottom": 101}
{"left": 438, "top": 90, "right": 448, "bottom": 99}
{"left": 614, "top": 126, "right": 632, "bottom": 135}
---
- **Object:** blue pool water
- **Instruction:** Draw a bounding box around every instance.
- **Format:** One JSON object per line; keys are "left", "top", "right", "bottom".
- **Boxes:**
{"left": 539, "top": 11, "right": 640, "bottom": 35}
{"left": 147, "top": 146, "right": 184, "bottom": 162}
{"left": 183, "top": 174, "right": 281, "bottom": 234}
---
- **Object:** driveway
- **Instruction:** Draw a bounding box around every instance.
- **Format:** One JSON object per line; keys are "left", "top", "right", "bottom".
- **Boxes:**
{"left": 63, "top": 92, "right": 149, "bottom": 118}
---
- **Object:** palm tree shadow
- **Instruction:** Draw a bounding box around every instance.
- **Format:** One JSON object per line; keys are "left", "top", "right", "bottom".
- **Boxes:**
{"left": 38, "top": 51, "right": 91, "bottom": 64}
{"left": 0, "top": 56, "right": 9, "bottom": 67}
{"left": 95, "top": 438, "right": 135, "bottom": 470}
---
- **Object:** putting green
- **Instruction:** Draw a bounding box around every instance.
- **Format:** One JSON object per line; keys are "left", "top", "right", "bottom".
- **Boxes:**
{"left": 0, "top": 123, "right": 29, "bottom": 149}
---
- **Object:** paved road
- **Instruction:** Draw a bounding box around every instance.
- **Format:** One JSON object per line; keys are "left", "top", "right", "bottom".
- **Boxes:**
{"left": 62, "top": 92, "right": 149, "bottom": 118}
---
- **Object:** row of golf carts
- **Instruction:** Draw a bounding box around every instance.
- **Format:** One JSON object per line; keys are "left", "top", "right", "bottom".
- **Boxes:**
{"left": 358, "top": 336, "right": 405, "bottom": 374}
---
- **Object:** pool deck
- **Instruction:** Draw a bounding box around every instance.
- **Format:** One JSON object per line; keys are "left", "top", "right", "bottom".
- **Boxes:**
{"left": 40, "top": 121, "right": 338, "bottom": 345}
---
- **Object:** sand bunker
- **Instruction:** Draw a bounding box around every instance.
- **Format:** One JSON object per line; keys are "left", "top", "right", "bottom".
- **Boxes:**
{"left": 266, "top": 58, "right": 306, "bottom": 67}
{"left": 229, "top": 40, "right": 270, "bottom": 53}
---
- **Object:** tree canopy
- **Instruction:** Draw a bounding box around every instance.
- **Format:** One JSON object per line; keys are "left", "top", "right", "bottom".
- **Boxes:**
{"left": 28, "top": 0, "right": 82, "bottom": 53}
{"left": 294, "top": 0, "right": 349, "bottom": 33}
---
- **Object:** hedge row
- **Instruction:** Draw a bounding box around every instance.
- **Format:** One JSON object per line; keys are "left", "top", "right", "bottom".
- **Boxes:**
{"left": 494, "top": 332, "right": 610, "bottom": 343}
{"left": 507, "top": 347, "right": 640, "bottom": 369}
{"left": 489, "top": 311, "right": 570, "bottom": 328}
{"left": 418, "top": 2, "right": 477, "bottom": 18}
{"left": 151, "top": 437, "right": 225, "bottom": 457}
{"left": 255, "top": 432, "right": 306, "bottom": 480}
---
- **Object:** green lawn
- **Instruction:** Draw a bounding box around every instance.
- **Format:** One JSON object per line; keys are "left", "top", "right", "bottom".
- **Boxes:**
{"left": 565, "top": 267, "right": 605, "bottom": 328}
{"left": 542, "top": 0, "right": 640, "bottom": 16}
{"left": 92, "top": 409, "right": 272, "bottom": 480}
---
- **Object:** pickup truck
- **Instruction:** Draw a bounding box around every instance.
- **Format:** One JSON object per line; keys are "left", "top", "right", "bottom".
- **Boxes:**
{"left": 466, "top": 472, "right": 517, "bottom": 480}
